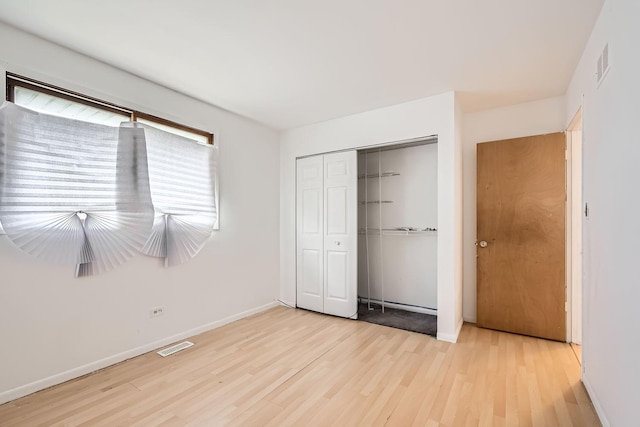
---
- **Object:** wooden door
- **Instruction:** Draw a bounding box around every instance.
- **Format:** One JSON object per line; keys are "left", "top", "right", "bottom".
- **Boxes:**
{"left": 477, "top": 133, "right": 566, "bottom": 341}
{"left": 323, "top": 151, "right": 357, "bottom": 318}
{"left": 296, "top": 156, "right": 324, "bottom": 313}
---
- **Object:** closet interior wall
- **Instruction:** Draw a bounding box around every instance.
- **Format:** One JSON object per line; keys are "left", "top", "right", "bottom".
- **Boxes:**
{"left": 357, "top": 141, "right": 438, "bottom": 314}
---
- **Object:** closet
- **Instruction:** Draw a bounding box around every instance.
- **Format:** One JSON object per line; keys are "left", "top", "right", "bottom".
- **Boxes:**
{"left": 295, "top": 139, "right": 438, "bottom": 324}
{"left": 358, "top": 139, "right": 438, "bottom": 316}
{"left": 296, "top": 151, "right": 358, "bottom": 318}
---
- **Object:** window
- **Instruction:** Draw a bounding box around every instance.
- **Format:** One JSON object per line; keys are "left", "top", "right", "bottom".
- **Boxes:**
{"left": 0, "top": 73, "right": 219, "bottom": 275}
{"left": 6, "top": 73, "right": 214, "bottom": 145}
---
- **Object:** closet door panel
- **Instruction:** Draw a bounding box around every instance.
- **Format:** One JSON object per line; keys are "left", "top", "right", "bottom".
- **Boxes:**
{"left": 326, "top": 251, "right": 348, "bottom": 300}
{"left": 301, "top": 249, "right": 322, "bottom": 297}
{"left": 326, "top": 187, "right": 347, "bottom": 234}
{"left": 296, "top": 156, "right": 324, "bottom": 313}
{"left": 323, "top": 151, "right": 357, "bottom": 318}
{"left": 302, "top": 189, "right": 321, "bottom": 233}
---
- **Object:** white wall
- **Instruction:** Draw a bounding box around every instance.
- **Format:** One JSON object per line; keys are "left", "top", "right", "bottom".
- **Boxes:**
{"left": 280, "top": 92, "right": 464, "bottom": 342}
{"left": 566, "top": 1, "right": 640, "bottom": 425}
{"left": 461, "top": 96, "right": 567, "bottom": 322}
{"left": 0, "top": 23, "right": 280, "bottom": 403}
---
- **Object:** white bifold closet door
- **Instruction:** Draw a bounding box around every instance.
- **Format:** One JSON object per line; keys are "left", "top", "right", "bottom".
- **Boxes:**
{"left": 296, "top": 151, "right": 357, "bottom": 318}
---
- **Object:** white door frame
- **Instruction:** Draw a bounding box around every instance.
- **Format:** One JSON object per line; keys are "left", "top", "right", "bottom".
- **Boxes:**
{"left": 566, "top": 108, "right": 583, "bottom": 344}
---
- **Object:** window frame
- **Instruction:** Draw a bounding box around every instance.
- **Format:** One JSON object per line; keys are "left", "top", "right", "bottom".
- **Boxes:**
{"left": 5, "top": 73, "right": 214, "bottom": 145}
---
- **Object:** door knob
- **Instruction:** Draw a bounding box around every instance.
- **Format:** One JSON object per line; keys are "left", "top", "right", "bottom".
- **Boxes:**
{"left": 335, "top": 241, "right": 341, "bottom": 246}
{"left": 476, "top": 240, "right": 488, "bottom": 248}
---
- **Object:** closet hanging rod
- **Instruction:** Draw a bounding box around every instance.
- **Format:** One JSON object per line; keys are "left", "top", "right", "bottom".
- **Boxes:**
{"left": 360, "top": 200, "right": 393, "bottom": 205}
{"left": 357, "top": 172, "right": 400, "bottom": 179}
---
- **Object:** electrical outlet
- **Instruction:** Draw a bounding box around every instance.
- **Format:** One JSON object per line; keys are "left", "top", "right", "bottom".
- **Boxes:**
{"left": 150, "top": 306, "right": 165, "bottom": 318}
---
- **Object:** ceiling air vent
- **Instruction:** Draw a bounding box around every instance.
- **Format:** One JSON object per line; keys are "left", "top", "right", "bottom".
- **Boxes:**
{"left": 597, "top": 43, "right": 610, "bottom": 86}
{"left": 157, "top": 341, "right": 194, "bottom": 357}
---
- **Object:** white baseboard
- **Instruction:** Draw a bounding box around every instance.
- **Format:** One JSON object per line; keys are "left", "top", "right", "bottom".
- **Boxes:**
{"left": 276, "top": 299, "right": 296, "bottom": 308}
{"left": 437, "top": 317, "right": 464, "bottom": 343}
{"left": 582, "top": 373, "right": 609, "bottom": 427}
{"left": 0, "top": 301, "right": 278, "bottom": 405}
{"left": 463, "top": 315, "right": 477, "bottom": 324}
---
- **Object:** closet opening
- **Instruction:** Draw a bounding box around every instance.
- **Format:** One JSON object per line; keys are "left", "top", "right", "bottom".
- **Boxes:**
{"left": 356, "top": 137, "right": 438, "bottom": 337}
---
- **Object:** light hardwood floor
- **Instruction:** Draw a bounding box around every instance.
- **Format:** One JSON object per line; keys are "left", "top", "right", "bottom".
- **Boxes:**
{"left": 0, "top": 307, "right": 600, "bottom": 426}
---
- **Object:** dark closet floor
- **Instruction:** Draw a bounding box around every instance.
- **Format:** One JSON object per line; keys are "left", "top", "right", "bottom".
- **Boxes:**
{"left": 357, "top": 302, "right": 437, "bottom": 337}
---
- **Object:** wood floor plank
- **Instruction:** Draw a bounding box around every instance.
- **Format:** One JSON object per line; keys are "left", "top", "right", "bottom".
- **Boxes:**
{"left": 0, "top": 307, "right": 601, "bottom": 426}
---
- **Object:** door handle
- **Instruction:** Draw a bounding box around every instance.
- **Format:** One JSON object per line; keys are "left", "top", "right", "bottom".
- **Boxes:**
{"left": 335, "top": 241, "right": 341, "bottom": 246}
{"left": 475, "top": 240, "right": 488, "bottom": 248}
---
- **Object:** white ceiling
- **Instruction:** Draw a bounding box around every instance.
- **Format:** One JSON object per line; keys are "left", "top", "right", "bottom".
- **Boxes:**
{"left": 0, "top": 0, "right": 603, "bottom": 130}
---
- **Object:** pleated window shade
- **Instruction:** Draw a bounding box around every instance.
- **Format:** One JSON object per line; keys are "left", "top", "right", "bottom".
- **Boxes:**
{"left": 127, "top": 122, "right": 218, "bottom": 267}
{"left": 0, "top": 101, "right": 218, "bottom": 275}
{"left": 0, "top": 102, "right": 154, "bottom": 276}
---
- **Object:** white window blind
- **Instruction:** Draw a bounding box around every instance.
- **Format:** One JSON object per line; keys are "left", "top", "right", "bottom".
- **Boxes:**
{"left": 129, "top": 123, "right": 218, "bottom": 267}
{"left": 13, "top": 85, "right": 130, "bottom": 126}
{"left": 0, "top": 102, "right": 154, "bottom": 276}
{"left": 0, "top": 101, "right": 218, "bottom": 275}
